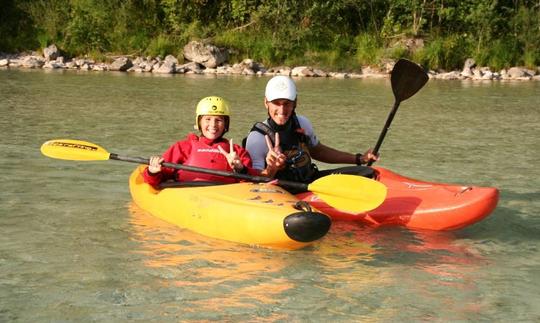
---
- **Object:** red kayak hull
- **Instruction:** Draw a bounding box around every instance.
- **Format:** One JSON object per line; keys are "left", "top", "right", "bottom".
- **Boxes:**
{"left": 296, "top": 167, "right": 499, "bottom": 231}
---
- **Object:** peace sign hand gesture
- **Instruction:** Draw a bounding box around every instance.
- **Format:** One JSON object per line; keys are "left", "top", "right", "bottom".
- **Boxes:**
{"left": 218, "top": 138, "right": 244, "bottom": 172}
{"left": 265, "top": 133, "right": 286, "bottom": 172}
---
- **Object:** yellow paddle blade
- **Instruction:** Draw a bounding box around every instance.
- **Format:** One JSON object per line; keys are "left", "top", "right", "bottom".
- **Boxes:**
{"left": 40, "top": 139, "right": 110, "bottom": 161}
{"left": 307, "top": 174, "right": 387, "bottom": 213}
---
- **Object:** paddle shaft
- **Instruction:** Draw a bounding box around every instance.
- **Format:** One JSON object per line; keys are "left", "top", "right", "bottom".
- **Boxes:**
{"left": 109, "top": 153, "right": 308, "bottom": 191}
{"left": 367, "top": 100, "right": 400, "bottom": 166}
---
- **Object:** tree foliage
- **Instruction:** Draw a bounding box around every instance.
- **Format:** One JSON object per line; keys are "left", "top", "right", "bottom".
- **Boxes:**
{"left": 0, "top": 0, "right": 538, "bottom": 70}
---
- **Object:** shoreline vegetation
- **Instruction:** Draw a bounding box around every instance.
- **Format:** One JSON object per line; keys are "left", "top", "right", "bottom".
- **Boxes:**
{"left": 1, "top": 1, "right": 539, "bottom": 80}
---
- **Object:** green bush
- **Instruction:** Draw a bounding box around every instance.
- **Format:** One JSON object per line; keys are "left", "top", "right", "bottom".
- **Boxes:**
{"left": 145, "top": 34, "right": 180, "bottom": 58}
{"left": 355, "top": 34, "right": 383, "bottom": 66}
{"left": 413, "top": 36, "right": 470, "bottom": 71}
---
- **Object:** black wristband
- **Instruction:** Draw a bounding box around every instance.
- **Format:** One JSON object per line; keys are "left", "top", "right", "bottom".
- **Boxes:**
{"left": 355, "top": 153, "right": 364, "bottom": 165}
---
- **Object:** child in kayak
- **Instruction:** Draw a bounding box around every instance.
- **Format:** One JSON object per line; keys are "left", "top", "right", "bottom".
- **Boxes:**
{"left": 143, "top": 96, "right": 269, "bottom": 187}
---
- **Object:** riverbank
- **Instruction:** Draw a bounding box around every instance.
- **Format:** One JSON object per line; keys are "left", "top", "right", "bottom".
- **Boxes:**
{"left": 2, "top": 42, "right": 539, "bottom": 81}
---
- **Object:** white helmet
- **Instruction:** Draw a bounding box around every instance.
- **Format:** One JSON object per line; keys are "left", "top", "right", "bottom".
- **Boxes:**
{"left": 265, "top": 76, "right": 297, "bottom": 101}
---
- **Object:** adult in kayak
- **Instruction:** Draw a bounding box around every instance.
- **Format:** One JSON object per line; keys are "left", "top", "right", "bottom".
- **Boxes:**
{"left": 144, "top": 96, "right": 275, "bottom": 187}
{"left": 244, "top": 76, "right": 378, "bottom": 192}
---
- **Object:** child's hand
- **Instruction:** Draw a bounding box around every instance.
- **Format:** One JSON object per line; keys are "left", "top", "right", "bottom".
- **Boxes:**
{"left": 218, "top": 139, "right": 244, "bottom": 172}
{"left": 148, "top": 156, "right": 163, "bottom": 174}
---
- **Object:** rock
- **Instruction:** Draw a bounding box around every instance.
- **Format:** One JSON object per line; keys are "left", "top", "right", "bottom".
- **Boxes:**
{"left": 266, "top": 66, "right": 291, "bottom": 76}
{"left": 65, "top": 61, "right": 77, "bottom": 69}
{"left": 74, "top": 58, "right": 85, "bottom": 67}
{"left": 216, "top": 65, "right": 231, "bottom": 74}
{"left": 481, "top": 70, "right": 494, "bottom": 80}
{"left": 330, "top": 72, "right": 348, "bottom": 79}
{"left": 154, "top": 61, "right": 175, "bottom": 74}
{"left": 0, "top": 59, "right": 9, "bottom": 67}
{"left": 21, "top": 56, "right": 44, "bottom": 68}
{"left": 229, "top": 59, "right": 265, "bottom": 75}
{"left": 109, "top": 57, "right": 133, "bottom": 71}
{"left": 43, "top": 44, "right": 59, "bottom": 61}
{"left": 92, "top": 64, "right": 104, "bottom": 71}
{"left": 183, "top": 41, "right": 227, "bottom": 68}
{"left": 507, "top": 67, "right": 530, "bottom": 79}
{"left": 9, "top": 59, "right": 21, "bottom": 67}
{"left": 164, "top": 54, "right": 179, "bottom": 65}
{"left": 463, "top": 58, "right": 476, "bottom": 69}
{"left": 435, "top": 71, "right": 462, "bottom": 80}
{"left": 472, "top": 68, "right": 483, "bottom": 79}
{"left": 462, "top": 58, "right": 476, "bottom": 77}
{"left": 80, "top": 63, "right": 91, "bottom": 70}
{"left": 43, "top": 61, "right": 64, "bottom": 69}
{"left": 349, "top": 73, "right": 364, "bottom": 78}
{"left": 312, "top": 68, "right": 328, "bottom": 77}
{"left": 203, "top": 68, "right": 217, "bottom": 74}
{"left": 242, "top": 67, "right": 255, "bottom": 75}
{"left": 240, "top": 58, "right": 265, "bottom": 73}
{"left": 379, "top": 59, "right": 396, "bottom": 73}
{"left": 228, "top": 63, "right": 241, "bottom": 74}
{"left": 524, "top": 69, "right": 536, "bottom": 76}
{"left": 361, "top": 66, "right": 386, "bottom": 78}
{"left": 177, "top": 62, "right": 203, "bottom": 74}
{"left": 132, "top": 57, "right": 144, "bottom": 65}
{"left": 505, "top": 67, "right": 531, "bottom": 79}
{"left": 142, "top": 61, "right": 153, "bottom": 72}
{"left": 291, "top": 66, "right": 314, "bottom": 77}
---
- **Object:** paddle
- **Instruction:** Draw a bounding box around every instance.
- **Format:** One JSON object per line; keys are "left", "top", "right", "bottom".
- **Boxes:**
{"left": 41, "top": 139, "right": 387, "bottom": 213}
{"left": 367, "top": 59, "right": 429, "bottom": 166}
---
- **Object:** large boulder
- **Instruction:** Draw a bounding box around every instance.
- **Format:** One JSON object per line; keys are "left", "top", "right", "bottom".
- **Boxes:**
{"left": 183, "top": 41, "right": 227, "bottom": 68}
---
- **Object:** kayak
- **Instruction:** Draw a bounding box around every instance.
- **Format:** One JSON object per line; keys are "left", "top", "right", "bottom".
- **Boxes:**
{"left": 296, "top": 167, "right": 499, "bottom": 231}
{"left": 129, "top": 166, "right": 331, "bottom": 249}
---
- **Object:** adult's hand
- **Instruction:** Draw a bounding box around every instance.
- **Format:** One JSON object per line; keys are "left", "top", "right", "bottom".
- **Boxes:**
{"left": 265, "top": 133, "right": 286, "bottom": 171}
{"left": 358, "top": 148, "right": 379, "bottom": 165}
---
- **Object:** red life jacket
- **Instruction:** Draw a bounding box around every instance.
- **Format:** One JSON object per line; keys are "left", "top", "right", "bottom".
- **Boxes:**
{"left": 178, "top": 136, "right": 236, "bottom": 183}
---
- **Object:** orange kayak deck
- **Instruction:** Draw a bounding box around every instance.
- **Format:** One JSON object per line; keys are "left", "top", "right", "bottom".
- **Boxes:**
{"left": 296, "top": 167, "right": 499, "bottom": 231}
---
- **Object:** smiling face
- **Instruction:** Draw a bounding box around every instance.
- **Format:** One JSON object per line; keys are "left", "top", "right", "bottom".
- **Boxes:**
{"left": 199, "top": 115, "right": 226, "bottom": 140}
{"left": 265, "top": 98, "right": 296, "bottom": 125}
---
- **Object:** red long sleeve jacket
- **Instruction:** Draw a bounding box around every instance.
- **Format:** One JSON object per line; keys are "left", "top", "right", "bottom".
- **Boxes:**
{"left": 143, "top": 133, "right": 257, "bottom": 187}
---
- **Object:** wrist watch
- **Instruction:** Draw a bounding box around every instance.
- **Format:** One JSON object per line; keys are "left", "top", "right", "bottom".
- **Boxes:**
{"left": 355, "top": 153, "right": 364, "bottom": 165}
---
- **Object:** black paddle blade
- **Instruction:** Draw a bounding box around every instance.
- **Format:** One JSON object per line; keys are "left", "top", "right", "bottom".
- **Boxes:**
{"left": 391, "top": 59, "right": 429, "bottom": 102}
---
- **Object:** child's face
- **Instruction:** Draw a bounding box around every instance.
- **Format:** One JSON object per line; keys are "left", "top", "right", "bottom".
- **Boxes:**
{"left": 200, "top": 115, "right": 226, "bottom": 140}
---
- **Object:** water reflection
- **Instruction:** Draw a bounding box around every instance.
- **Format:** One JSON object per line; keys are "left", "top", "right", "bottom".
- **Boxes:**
{"left": 326, "top": 222, "right": 485, "bottom": 279}
{"left": 128, "top": 202, "right": 298, "bottom": 314}
{"left": 128, "top": 201, "right": 487, "bottom": 319}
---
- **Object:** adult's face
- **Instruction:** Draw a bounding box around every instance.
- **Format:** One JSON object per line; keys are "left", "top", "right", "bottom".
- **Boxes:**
{"left": 265, "top": 98, "right": 295, "bottom": 125}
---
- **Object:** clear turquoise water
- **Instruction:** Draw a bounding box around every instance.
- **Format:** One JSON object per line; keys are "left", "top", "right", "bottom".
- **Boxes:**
{"left": 1, "top": 69, "right": 539, "bottom": 321}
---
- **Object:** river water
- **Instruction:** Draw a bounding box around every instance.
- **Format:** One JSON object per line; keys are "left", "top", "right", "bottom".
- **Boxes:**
{"left": 1, "top": 69, "right": 539, "bottom": 322}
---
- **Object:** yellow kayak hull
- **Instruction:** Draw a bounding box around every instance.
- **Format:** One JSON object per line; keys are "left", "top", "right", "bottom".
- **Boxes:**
{"left": 129, "top": 166, "right": 331, "bottom": 249}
